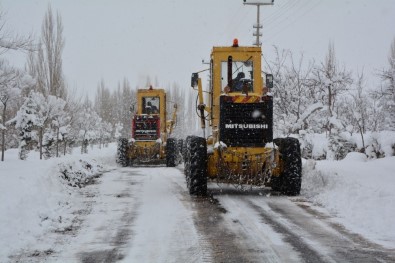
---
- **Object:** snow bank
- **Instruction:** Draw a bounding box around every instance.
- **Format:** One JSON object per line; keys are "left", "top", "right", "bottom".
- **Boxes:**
{"left": 299, "top": 131, "right": 395, "bottom": 160}
{"left": 58, "top": 158, "right": 103, "bottom": 188}
{"left": 301, "top": 154, "right": 395, "bottom": 248}
{"left": 0, "top": 143, "right": 116, "bottom": 261}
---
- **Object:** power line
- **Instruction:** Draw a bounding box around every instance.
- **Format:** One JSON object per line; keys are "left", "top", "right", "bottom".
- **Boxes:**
{"left": 262, "top": 0, "right": 294, "bottom": 23}
{"left": 265, "top": 0, "right": 312, "bottom": 29}
{"left": 263, "top": 0, "right": 299, "bottom": 26}
{"left": 265, "top": 0, "right": 321, "bottom": 42}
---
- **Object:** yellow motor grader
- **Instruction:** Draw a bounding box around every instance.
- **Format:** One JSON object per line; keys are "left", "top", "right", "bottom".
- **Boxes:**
{"left": 184, "top": 39, "right": 302, "bottom": 195}
{"left": 117, "top": 86, "right": 179, "bottom": 166}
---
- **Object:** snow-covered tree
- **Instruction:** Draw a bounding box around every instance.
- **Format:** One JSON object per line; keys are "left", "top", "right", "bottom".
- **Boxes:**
{"left": 97, "top": 121, "right": 112, "bottom": 149}
{"left": 309, "top": 43, "right": 353, "bottom": 135}
{"left": 31, "top": 92, "right": 66, "bottom": 159}
{"left": 379, "top": 38, "right": 395, "bottom": 131}
{"left": 367, "top": 92, "right": 385, "bottom": 132}
{"left": 167, "top": 82, "right": 184, "bottom": 138}
{"left": 27, "top": 5, "right": 66, "bottom": 99}
{"left": 10, "top": 91, "right": 67, "bottom": 160}
{"left": 40, "top": 95, "right": 67, "bottom": 159}
{"left": 120, "top": 80, "right": 135, "bottom": 137}
{"left": 265, "top": 47, "right": 320, "bottom": 135}
{"left": 94, "top": 78, "right": 135, "bottom": 139}
{"left": 0, "top": 61, "right": 20, "bottom": 161}
{"left": 346, "top": 72, "right": 369, "bottom": 150}
{"left": 9, "top": 92, "right": 40, "bottom": 160}
{"left": 94, "top": 79, "right": 112, "bottom": 124}
{"left": 0, "top": 11, "right": 33, "bottom": 54}
{"left": 114, "top": 122, "right": 123, "bottom": 139}
{"left": 53, "top": 112, "right": 70, "bottom": 157}
{"left": 75, "top": 100, "right": 102, "bottom": 154}
{"left": 0, "top": 61, "right": 35, "bottom": 161}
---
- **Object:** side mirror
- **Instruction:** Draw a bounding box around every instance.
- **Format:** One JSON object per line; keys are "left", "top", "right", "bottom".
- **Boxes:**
{"left": 191, "top": 73, "right": 198, "bottom": 88}
{"left": 266, "top": 74, "right": 273, "bottom": 90}
{"left": 130, "top": 104, "right": 135, "bottom": 112}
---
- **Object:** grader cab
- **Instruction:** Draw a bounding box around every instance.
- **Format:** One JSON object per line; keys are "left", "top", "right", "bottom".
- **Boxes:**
{"left": 184, "top": 39, "right": 302, "bottom": 196}
{"left": 117, "top": 86, "right": 179, "bottom": 166}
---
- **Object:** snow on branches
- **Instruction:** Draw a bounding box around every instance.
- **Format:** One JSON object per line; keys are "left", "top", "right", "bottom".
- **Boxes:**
{"left": 9, "top": 91, "right": 68, "bottom": 159}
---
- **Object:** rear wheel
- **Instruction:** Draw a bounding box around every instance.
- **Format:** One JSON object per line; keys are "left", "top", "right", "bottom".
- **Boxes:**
{"left": 273, "top": 137, "right": 302, "bottom": 196}
{"left": 166, "top": 138, "right": 177, "bottom": 167}
{"left": 187, "top": 136, "right": 208, "bottom": 196}
{"left": 117, "top": 138, "right": 129, "bottom": 167}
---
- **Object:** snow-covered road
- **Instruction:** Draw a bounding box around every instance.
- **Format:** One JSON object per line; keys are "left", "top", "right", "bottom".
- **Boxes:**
{"left": 10, "top": 165, "right": 394, "bottom": 262}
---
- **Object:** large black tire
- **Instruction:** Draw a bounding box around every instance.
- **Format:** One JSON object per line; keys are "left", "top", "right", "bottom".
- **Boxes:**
{"left": 184, "top": 136, "right": 193, "bottom": 180}
{"left": 183, "top": 136, "right": 193, "bottom": 163}
{"left": 117, "top": 138, "right": 129, "bottom": 167}
{"left": 187, "top": 136, "right": 208, "bottom": 196}
{"left": 166, "top": 138, "right": 177, "bottom": 167}
{"left": 273, "top": 137, "right": 302, "bottom": 196}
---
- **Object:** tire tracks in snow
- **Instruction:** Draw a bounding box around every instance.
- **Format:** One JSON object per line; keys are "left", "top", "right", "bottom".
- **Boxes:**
{"left": 122, "top": 167, "right": 212, "bottom": 263}
{"left": 213, "top": 188, "right": 303, "bottom": 263}
{"left": 209, "top": 186, "right": 395, "bottom": 262}
{"left": 73, "top": 168, "right": 144, "bottom": 262}
{"left": 172, "top": 176, "right": 269, "bottom": 262}
{"left": 174, "top": 168, "right": 268, "bottom": 262}
{"left": 245, "top": 196, "right": 395, "bottom": 262}
{"left": 169, "top": 179, "right": 213, "bottom": 263}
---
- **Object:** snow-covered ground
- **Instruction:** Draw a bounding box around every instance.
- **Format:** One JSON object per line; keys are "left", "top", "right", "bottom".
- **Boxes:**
{"left": 0, "top": 143, "right": 394, "bottom": 261}
{"left": 0, "top": 144, "right": 115, "bottom": 261}
{"left": 302, "top": 153, "right": 395, "bottom": 248}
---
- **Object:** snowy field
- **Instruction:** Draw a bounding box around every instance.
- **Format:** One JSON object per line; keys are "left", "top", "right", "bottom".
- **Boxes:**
{"left": 0, "top": 143, "right": 394, "bottom": 261}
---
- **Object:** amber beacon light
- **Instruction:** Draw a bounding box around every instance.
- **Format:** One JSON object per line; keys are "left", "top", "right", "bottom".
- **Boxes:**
{"left": 232, "top": 38, "right": 239, "bottom": 47}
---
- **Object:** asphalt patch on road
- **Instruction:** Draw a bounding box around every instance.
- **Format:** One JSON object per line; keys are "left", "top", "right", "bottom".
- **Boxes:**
{"left": 80, "top": 249, "right": 124, "bottom": 263}
{"left": 248, "top": 200, "right": 325, "bottom": 263}
{"left": 190, "top": 191, "right": 257, "bottom": 262}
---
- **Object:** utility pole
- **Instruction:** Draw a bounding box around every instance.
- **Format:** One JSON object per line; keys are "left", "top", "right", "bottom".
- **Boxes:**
{"left": 243, "top": 0, "right": 274, "bottom": 46}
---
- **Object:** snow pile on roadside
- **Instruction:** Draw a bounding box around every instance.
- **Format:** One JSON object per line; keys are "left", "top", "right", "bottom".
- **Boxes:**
{"left": 0, "top": 143, "right": 116, "bottom": 261}
{"left": 58, "top": 158, "right": 103, "bottom": 187}
{"left": 301, "top": 153, "right": 395, "bottom": 248}
{"left": 299, "top": 131, "right": 395, "bottom": 160}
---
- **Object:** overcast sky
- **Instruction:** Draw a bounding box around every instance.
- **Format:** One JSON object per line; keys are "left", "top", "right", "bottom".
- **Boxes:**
{"left": 1, "top": 0, "right": 395, "bottom": 98}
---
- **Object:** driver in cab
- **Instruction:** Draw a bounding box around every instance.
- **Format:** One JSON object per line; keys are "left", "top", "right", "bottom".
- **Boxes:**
{"left": 233, "top": 72, "right": 245, "bottom": 91}
{"left": 145, "top": 101, "right": 159, "bottom": 114}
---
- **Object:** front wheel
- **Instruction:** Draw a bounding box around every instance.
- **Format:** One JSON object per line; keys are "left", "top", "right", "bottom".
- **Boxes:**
{"left": 187, "top": 136, "right": 208, "bottom": 196}
{"left": 166, "top": 138, "right": 177, "bottom": 167}
{"left": 116, "top": 138, "right": 129, "bottom": 167}
{"left": 273, "top": 137, "right": 302, "bottom": 196}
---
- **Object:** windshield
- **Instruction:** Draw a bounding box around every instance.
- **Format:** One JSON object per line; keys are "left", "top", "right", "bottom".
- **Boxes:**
{"left": 221, "top": 60, "right": 254, "bottom": 92}
{"left": 142, "top": 96, "right": 160, "bottom": 114}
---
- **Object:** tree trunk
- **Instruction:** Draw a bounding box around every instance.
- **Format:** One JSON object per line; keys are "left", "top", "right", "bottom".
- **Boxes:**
{"left": 1, "top": 129, "right": 4, "bottom": 162}
{"left": 39, "top": 128, "right": 43, "bottom": 160}
{"left": 56, "top": 127, "right": 59, "bottom": 157}
{"left": 328, "top": 84, "right": 333, "bottom": 135}
{"left": 360, "top": 129, "right": 365, "bottom": 152}
{"left": 357, "top": 122, "right": 365, "bottom": 152}
{"left": 1, "top": 104, "right": 6, "bottom": 162}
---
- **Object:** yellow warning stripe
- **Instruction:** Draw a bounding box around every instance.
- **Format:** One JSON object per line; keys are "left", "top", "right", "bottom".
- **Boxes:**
{"left": 232, "top": 96, "right": 260, "bottom": 103}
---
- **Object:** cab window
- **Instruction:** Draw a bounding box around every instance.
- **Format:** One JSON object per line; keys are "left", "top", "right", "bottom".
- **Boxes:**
{"left": 142, "top": 96, "right": 160, "bottom": 114}
{"left": 221, "top": 59, "right": 254, "bottom": 93}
